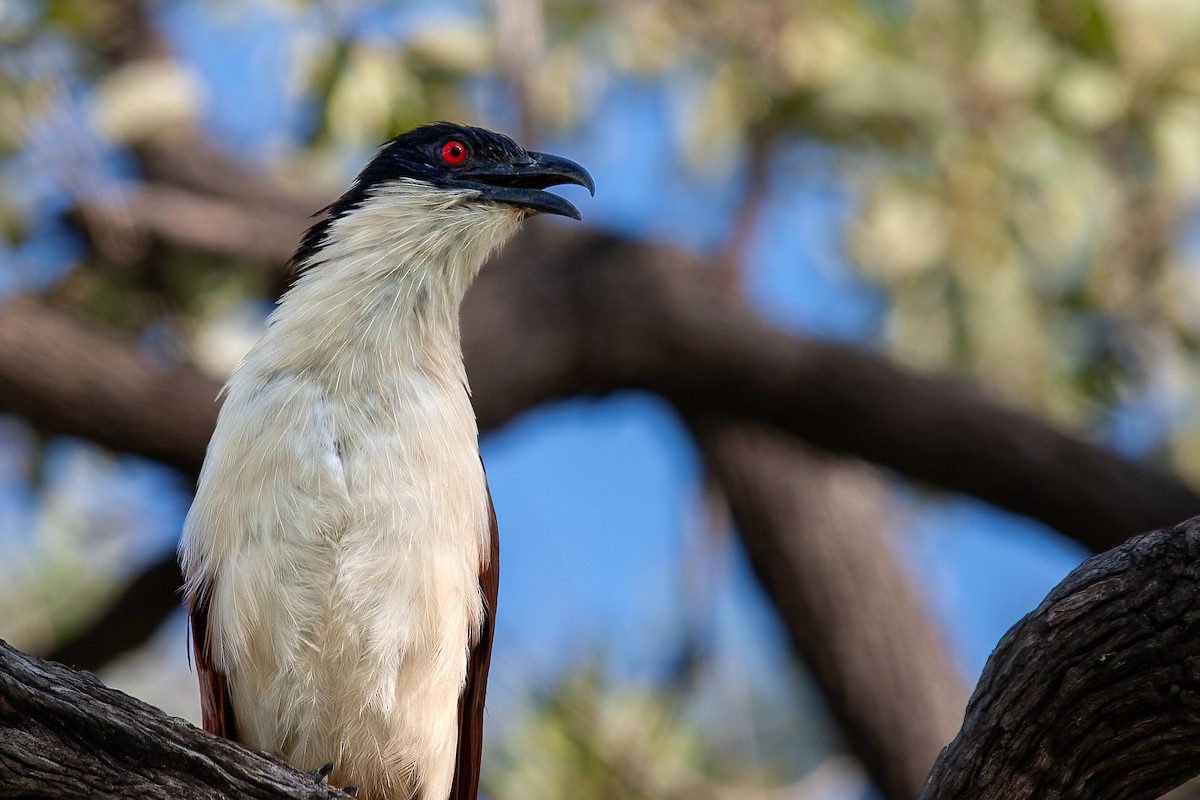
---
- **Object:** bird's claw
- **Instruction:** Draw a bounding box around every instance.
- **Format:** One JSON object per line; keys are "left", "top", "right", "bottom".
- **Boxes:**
{"left": 309, "top": 763, "right": 358, "bottom": 796}
{"left": 310, "top": 762, "right": 336, "bottom": 785}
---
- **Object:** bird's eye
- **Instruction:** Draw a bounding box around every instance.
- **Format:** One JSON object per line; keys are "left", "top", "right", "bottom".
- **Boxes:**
{"left": 440, "top": 140, "right": 468, "bottom": 164}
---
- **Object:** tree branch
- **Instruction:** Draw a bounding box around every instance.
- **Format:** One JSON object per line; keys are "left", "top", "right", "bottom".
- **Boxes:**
{"left": 693, "top": 420, "right": 966, "bottom": 800}
{"left": 6, "top": 225, "right": 1200, "bottom": 674}
{"left": 73, "top": 187, "right": 1200, "bottom": 550}
{"left": 0, "top": 639, "right": 342, "bottom": 799}
{"left": 0, "top": 301, "right": 217, "bottom": 476}
{"left": 3, "top": 210, "right": 1196, "bottom": 665}
{"left": 45, "top": 557, "right": 185, "bottom": 671}
{"left": 467, "top": 226, "right": 1200, "bottom": 551}
{"left": 919, "top": 515, "right": 1200, "bottom": 799}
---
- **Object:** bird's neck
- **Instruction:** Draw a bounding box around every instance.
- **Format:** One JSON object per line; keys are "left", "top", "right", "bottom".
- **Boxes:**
{"left": 254, "top": 184, "right": 523, "bottom": 382}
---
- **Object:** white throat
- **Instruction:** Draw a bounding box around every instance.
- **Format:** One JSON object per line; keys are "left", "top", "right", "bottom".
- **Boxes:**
{"left": 260, "top": 180, "right": 524, "bottom": 378}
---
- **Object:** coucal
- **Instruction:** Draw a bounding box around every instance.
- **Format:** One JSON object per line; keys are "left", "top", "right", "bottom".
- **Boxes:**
{"left": 179, "top": 122, "right": 593, "bottom": 800}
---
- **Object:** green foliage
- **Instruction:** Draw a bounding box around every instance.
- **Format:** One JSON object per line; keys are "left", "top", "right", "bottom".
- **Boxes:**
{"left": 0, "top": 429, "right": 157, "bottom": 654}
{"left": 522, "top": 0, "right": 1200, "bottom": 468}
{"left": 485, "top": 659, "right": 787, "bottom": 800}
{"left": 300, "top": 10, "right": 492, "bottom": 149}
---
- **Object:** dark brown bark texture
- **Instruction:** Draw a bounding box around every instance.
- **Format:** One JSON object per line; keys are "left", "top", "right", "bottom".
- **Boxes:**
{"left": 919, "top": 516, "right": 1200, "bottom": 800}
{"left": 0, "top": 639, "right": 342, "bottom": 800}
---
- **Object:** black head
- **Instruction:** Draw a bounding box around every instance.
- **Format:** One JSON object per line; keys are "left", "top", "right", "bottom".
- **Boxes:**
{"left": 359, "top": 122, "right": 594, "bottom": 217}
{"left": 290, "top": 122, "right": 594, "bottom": 272}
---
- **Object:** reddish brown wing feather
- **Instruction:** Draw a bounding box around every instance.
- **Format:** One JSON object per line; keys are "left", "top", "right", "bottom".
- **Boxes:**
{"left": 187, "top": 578, "right": 238, "bottom": 740}
{"left": 450, "top": 490, "right": 500, "bottom": 800}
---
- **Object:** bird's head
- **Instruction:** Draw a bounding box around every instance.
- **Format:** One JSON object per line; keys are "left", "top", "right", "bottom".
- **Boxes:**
{"left": 360, "top": 122, "right": 595, "bottom": 220}
{"left": 291, "top": 122, "right": 594, "bottom": 275}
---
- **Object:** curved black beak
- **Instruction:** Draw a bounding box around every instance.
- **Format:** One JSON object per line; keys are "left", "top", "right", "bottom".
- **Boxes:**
{"left": 461, "top": 151, "right": 594, "bottom": 220}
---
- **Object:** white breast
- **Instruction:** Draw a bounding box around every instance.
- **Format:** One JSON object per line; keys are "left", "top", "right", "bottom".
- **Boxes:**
{"left": 185, "top": 357, "right": 489, "bottom": 800}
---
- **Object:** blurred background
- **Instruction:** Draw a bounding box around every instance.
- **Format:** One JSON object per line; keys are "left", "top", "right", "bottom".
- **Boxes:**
{"left": 4, "top": 0, "right": 1200, "bottom": 798}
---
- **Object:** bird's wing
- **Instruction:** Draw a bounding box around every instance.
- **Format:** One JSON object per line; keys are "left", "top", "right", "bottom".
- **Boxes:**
{"left": 450, "top": 490, "right": 500, "bottom": 800}
{"left": 187, "top": 576, "right": 238, "bottom": 739}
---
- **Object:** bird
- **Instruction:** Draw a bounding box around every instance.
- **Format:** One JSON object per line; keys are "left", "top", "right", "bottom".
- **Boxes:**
{"left": 179, "top": 122, "right": 593, "bottom": 800}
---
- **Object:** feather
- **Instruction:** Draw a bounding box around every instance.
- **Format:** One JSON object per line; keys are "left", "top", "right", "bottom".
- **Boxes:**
{"left": 187, "top": 576, "right": 237, "bottom": 739}
{"left": 450, "top": 491, "right": 499, "bottom": 800}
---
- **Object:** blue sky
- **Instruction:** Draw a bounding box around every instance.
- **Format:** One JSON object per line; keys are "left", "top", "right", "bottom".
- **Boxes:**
{"left": 0, "top": 0, "right": 1102, "bottom": 789}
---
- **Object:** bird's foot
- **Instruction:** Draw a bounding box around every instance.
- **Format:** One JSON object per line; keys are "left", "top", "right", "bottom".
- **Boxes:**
{"left": 311, "top": 762, "right": 336, "bottom": 785}
{"left": 309, "top": 762, "right": 359, "bottom": 797}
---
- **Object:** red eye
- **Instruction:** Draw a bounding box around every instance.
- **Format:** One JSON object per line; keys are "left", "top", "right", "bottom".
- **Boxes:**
{"left": 440, "top": 140, "right": 468, "bottom": 164}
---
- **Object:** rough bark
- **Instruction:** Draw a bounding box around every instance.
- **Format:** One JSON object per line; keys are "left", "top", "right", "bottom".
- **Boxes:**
{"left": 695, "top": 421, "right": 967, "bottom": 800}
{"left": 919, "top": 516, "right": 1200, "bottom": 800}
{"left": 0, "top": 640, "right": 342, "bottom": 799}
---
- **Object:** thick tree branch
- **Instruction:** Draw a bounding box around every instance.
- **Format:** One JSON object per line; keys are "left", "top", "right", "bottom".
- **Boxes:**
{"left": 0, "top": 301, "right": 217, "bottom": 475}
{"left": 3, "top": 218, "right": 1197, "bottom": 682}
{"left": 0, "top": 639, "right": 342, "bottom": 799}
{"left": 5, "top": 226, "right": 1200, "bottom": 677}
{"left": 694, "top": 420, "right": 967, "bottom": 800}
{"left": 470, "top": 227, "right": 1200, "bottom": 551}
{"left": 919, "top": 516, "right": 1200, "bottom": 800}
{"left": 73, "top": 188, "right": 1200, "bottom": 550}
